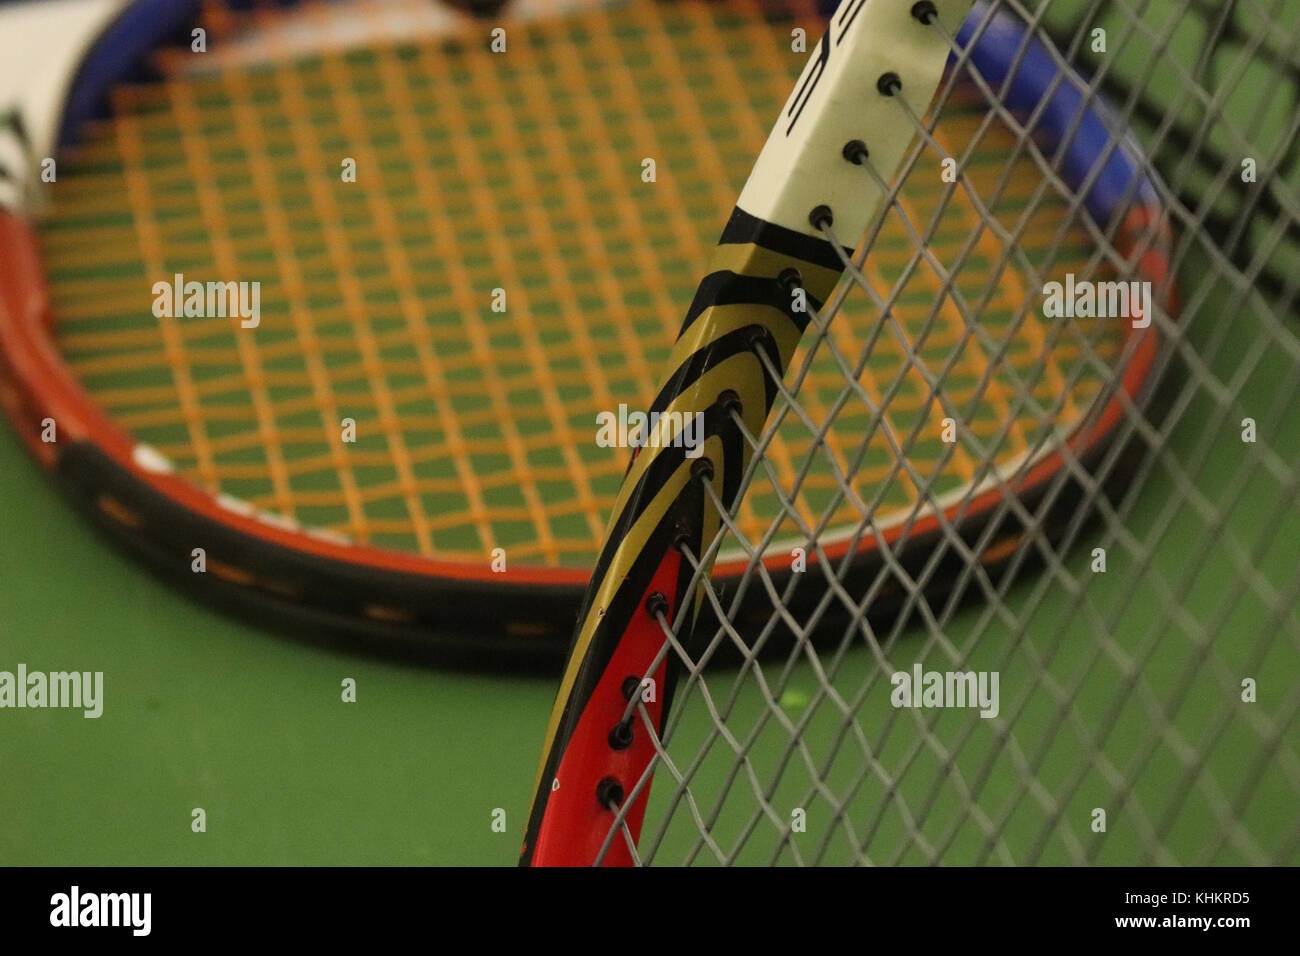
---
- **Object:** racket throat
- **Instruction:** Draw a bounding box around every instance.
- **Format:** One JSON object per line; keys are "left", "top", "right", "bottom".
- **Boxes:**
{"left": 522, "top": 558, "right": 681, "bottom": 866}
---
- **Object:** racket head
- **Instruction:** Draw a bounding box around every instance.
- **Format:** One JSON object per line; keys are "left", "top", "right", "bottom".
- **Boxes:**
{"left": 0, "top": 0, "right": 1169, "bottom": 666}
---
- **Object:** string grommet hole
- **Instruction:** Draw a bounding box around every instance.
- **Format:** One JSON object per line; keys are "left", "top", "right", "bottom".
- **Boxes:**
{"left": 608, "top": 721, "right": 634, "bottom": 750}
{"left": 716, "top": 389, "right": 743, "bottom": 416}
{"left": 842, "top": 139, "right": 869, "bottom": 165}
{"left": 596, "top": 776, "right": 625, "bottom": 810}
{"left": 645, "top": 591, "right": 669, "bottom": 618}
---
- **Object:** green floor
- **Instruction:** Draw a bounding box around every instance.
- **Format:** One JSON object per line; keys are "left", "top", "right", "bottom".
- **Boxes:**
{"left": 0, "top": 441, "right": 555, "bottom": 865}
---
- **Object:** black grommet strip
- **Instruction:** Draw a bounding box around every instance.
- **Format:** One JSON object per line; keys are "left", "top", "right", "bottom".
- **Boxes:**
{"left": 809, "top": 204, "right": 833, "bottom": 229}
{"left": 877, "top": 72, "right": 902, "bottom": 96}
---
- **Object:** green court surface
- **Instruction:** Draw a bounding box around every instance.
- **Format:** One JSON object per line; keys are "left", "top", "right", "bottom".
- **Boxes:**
{"left": 0, "top": 437, "right": 553, "bottom": 865}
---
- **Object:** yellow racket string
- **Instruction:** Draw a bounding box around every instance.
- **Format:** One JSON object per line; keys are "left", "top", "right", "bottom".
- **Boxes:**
{"left": 38, "top": 0, "right": 1111, "bottom": 568}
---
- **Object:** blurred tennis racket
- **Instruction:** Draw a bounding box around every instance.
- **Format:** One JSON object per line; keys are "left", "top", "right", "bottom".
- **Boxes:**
{"left": 0, "top": 0, "right": 1149, "bottom": 660}
{"left": 1, "top": 0, "right": 905, "bottom": 661}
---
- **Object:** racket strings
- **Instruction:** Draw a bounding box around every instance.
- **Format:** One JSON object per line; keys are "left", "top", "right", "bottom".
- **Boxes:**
{"left": 40, "top": 0, "right": 1103, "bottom": 569}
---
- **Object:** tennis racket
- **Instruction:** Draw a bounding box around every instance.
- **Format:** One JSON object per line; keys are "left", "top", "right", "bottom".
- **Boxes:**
{"left": 519, "top": 0, "right": 1300, "bottom": 865}
{"left": 1, "top": 0, "right": 898, "bottom": 662}
{"left": 0, "top": 0, "right": 1128, "bottom": 663}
